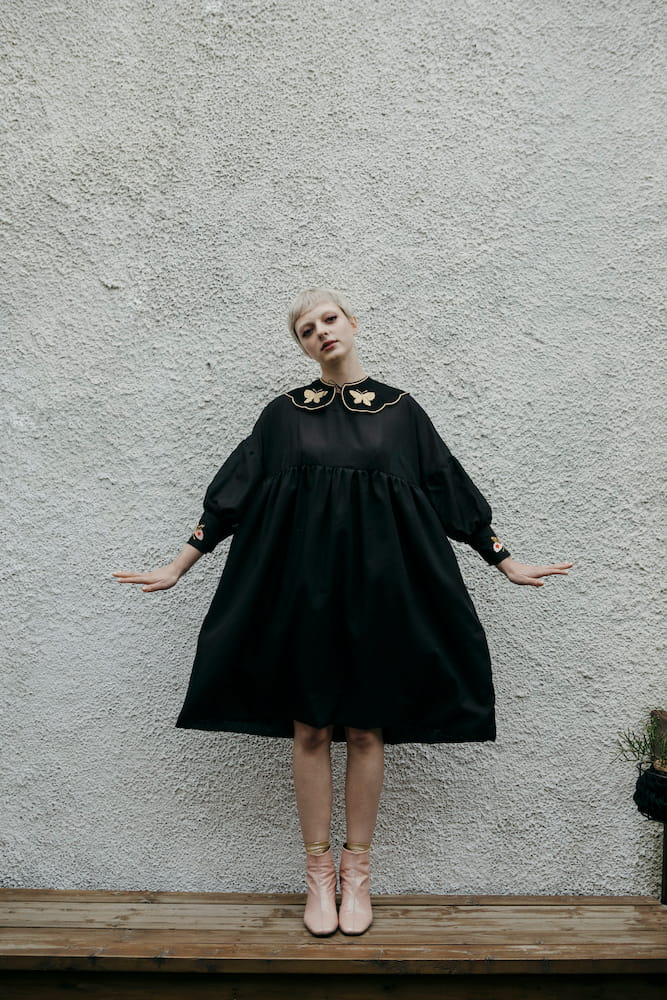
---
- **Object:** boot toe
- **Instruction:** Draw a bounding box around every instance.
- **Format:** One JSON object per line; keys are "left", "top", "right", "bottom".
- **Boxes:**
{"left": 304, "top": 914, "right": 338, "bottom": 935}
{"left": 338, "top": 911, "right": 373, "bottom": 934}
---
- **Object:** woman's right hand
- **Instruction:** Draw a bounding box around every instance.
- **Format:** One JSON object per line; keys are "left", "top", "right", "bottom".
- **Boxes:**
{"left": 112, "top": 563, "right": 182, "bottom": 593}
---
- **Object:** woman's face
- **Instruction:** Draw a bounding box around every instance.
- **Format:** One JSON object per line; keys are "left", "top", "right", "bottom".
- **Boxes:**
{"left": 294, "top": 300, "right": 358, "bottom": 363}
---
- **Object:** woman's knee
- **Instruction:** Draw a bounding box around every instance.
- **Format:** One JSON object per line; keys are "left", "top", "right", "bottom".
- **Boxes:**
{"left": 345, "top": 726, "right": 383, "bottom": 750}
{"left": 293, "top": 719, "right": 334, "bottom": 750}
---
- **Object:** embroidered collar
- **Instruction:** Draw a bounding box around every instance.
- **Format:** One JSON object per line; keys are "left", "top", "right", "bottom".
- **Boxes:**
{"left": 284, "top": 375, "right": 408, "bottom": 413}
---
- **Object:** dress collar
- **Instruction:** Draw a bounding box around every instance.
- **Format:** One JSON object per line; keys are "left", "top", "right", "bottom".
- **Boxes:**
{"left": 284, "top": 375, "right": 408, "bottom": 413}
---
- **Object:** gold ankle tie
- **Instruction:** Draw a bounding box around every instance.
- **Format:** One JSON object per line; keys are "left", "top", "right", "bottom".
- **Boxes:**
{"left": 344, "top": 841, "right": 371, "bottom": 852}
{"left": 305, "top": 840, "right": 330, "bottom": 855}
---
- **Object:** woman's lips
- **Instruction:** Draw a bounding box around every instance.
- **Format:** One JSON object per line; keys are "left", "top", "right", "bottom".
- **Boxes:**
{"left": 322, "top": 341, "right": 337, "bottom": 351}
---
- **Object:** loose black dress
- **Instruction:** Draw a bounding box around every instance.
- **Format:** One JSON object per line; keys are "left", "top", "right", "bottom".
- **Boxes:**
{"left": 175, "top": 374, "right": 511, "bottom": 744}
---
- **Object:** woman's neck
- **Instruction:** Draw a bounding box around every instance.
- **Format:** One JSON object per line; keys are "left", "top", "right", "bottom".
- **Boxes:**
{"left": 318, "top": 358, "right": 368, "bottom": 387}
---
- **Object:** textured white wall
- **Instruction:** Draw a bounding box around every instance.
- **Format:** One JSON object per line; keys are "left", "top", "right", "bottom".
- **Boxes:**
{"left": 2, "top": 0, "right": 664, "bottom": 896}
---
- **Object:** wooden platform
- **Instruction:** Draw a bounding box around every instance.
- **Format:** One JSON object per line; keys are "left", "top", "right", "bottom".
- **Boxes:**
{"left": 1, "top": 889, "right": 666, "bottom": 998}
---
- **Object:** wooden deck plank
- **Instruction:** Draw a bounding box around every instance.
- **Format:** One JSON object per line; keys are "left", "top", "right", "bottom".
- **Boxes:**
{"left": 2, "top": 930, "right": 666, "bottom": 953}
{"left": 1, "top": 897, "right": 664, "bottom": 921}
{"left": 0, "top": 891, "right": 665, "bottom": 977}
{"left": 2, "top": 928, "right": 667, "bottom": 957}
{"left": 1, "top": 901, "right": 666, "bottom": 938}
{"left": 2, "top": 930, "right": 667, "bottom": 974}
{"left": 0, "top": 889, "right": 657, "bottom": 905}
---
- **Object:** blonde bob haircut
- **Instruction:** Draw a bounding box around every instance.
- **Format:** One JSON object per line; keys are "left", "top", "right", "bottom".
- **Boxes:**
{"left": 287, "top": 287, "right": 355, "bottom": 345}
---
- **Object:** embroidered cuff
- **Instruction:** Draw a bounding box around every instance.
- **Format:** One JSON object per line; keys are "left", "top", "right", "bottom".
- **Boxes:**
{"left": 186, "top": 511, "right": 224, "bottom": 554}
{"left": 469, "top": 527, "right": 512, "bottom": 567}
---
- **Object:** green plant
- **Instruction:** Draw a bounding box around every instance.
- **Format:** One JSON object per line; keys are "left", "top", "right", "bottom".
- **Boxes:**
{"left": 616, "top": 710, "right": 667, "bottom": 771}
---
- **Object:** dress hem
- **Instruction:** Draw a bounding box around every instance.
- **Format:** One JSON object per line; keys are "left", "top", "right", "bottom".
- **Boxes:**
{"left": 174, "top": 716, "right": 496, "bottom": 745}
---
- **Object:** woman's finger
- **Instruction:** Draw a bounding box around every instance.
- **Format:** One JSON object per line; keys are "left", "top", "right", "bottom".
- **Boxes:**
{"left": 521, "top": 563, "right": 573, "bottom": 575}
{"left": 527, "top": 564, "right": 572, "bottom": 578}
{"left": 116, "top": 575, "right": 165, "bottom": 585}
{"left": 508, "top": 573, "right": 544, "bottom": 587}
{"left": 506, "top": 561, "right": 574, "bottom": 586}
{"left": 113, "top": 570, "right": 158, "bottom": 578}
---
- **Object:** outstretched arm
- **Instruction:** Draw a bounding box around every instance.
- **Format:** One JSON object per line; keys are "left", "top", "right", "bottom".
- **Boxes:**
{"left": 112, "top": 543, "right": 203, "bottom": 593}
{"left": 113, "top": 418, "right": 266, "bottom": 593}
{"left": 495, "top": 556, "right": 574, "bottom": 587}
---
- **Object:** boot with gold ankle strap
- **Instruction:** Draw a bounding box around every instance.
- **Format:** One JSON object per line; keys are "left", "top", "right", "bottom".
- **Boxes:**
{"left": 338, "top": 841, "right": 373, "bottom": 934}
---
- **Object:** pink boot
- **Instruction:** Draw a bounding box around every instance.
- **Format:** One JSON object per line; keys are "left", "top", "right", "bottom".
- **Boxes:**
{"left": 338, "top": 844, "right": 373, "bottom": 934}
{"left": 303, "top": 847, "right": 338, "bottom": 936}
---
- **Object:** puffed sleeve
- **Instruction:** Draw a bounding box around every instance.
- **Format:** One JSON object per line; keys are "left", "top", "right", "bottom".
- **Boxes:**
{"left": 186, "top": 423, "right": 263, "bottom": 554}
{"left": 410, "top": 396, "right": 511, "bottom": 567}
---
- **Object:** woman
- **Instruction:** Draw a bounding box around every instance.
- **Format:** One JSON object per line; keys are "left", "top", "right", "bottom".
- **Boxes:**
{"left": 113, "top": 287, "right": 573, "bottom": 937}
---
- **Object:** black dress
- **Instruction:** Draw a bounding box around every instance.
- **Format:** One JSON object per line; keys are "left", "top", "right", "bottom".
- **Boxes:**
{"left": 175, "top": 374, "right": 511, "bottom": 744}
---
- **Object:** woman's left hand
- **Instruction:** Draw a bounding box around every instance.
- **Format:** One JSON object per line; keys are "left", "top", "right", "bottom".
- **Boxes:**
{"left": 495, "top": 557, "right": 574, "bottom": 587}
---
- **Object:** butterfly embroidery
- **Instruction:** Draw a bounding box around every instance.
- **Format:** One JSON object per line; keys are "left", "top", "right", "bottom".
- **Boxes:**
{"left": 491, "top": 535, "right": 505, "bottom": 553}
{"left": 304, "top": 388, "right": 328, "bottom": 404}
{"left": 349, "top": 389, "right": 376, "bottom": 406}
{"left": 192, "top": 522, "right": 205, "bottom": 541}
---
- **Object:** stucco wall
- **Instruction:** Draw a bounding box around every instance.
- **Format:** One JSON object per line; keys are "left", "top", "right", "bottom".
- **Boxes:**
{"left": 2, "top": 0, "right": 664, "bottom": 895}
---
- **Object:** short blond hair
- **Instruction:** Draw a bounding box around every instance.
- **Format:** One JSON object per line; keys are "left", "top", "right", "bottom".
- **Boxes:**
{"left": 287, "top": 287, "right": 355, "bottom": 345}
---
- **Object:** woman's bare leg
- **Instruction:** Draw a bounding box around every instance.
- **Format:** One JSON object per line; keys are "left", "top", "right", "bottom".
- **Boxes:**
{"left": 292, "top": 720, "right": 335, "bottom": 845}
{"left": 344, "top": 727, "right": 384, "bottom": 846}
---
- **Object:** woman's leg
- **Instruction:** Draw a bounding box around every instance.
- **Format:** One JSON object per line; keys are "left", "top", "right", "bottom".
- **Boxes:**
{"left": 293, "top": 720, "right": 338, "bottom": 936}
{"left": 292, "top": 720, "right": 335, "bottom": 847}
{"left": 338, "top": 726, "right": 383, "bottom": 935}
{"left": 343, "top": 727, "right": 384, "bottom": 847}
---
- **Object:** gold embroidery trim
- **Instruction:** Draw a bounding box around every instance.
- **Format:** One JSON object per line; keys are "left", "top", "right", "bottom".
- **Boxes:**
{"left": 349, "top": 389, "right": 376, "bottom": 406}
{"left": 284, "top": 379, "right": 409, "bottom": 413}
{"left": 304, "top": 387, "right": 328, "bottom": 404}
{"left": 341, "top": 388, "right": 409, "bottom": 414}
{"left": 283, "top": 386, "right": 335, "bottom": 410}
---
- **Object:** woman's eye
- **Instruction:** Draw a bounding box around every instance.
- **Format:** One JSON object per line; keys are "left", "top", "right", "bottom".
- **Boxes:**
{"left": 300, "top": 315, "right": 336, "bottom": 337}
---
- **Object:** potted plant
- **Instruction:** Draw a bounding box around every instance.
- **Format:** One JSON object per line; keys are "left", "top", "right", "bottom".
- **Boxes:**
{"left": 616, "top": 709, "right": 667, "bottom": 823}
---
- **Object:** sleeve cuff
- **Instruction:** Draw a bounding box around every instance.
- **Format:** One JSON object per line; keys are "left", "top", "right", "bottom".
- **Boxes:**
{"left": 186, "top": 512, "right": 224, "bottom": 554}
{"left": 469, "top": 527, "right": 512, "bottom": 566}
{"left": 186, "top": 533, "right": 209, "bottom": 554}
